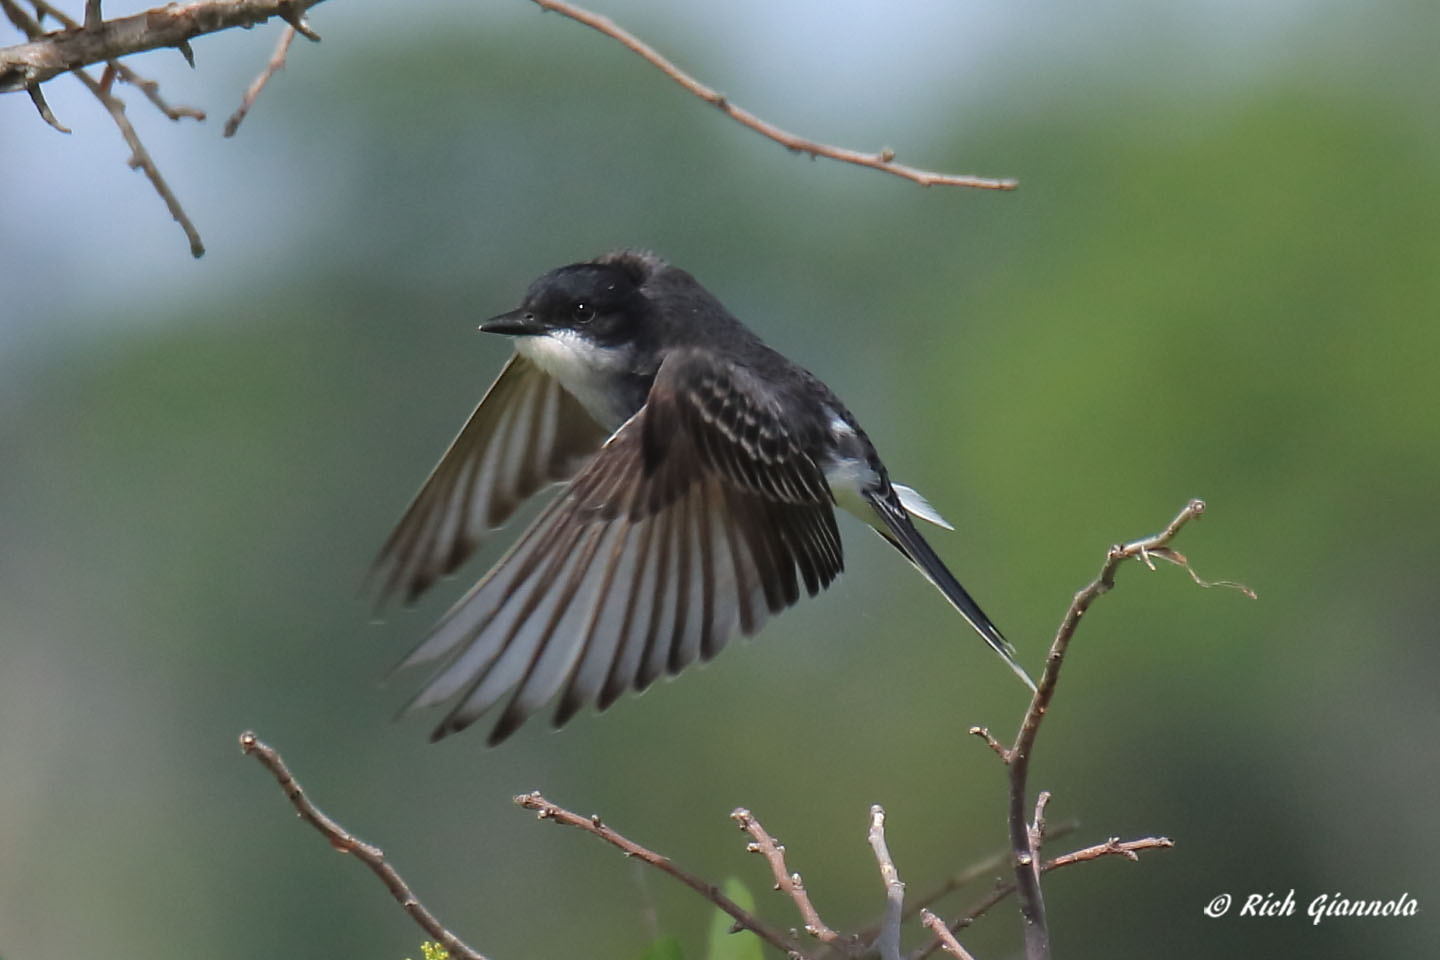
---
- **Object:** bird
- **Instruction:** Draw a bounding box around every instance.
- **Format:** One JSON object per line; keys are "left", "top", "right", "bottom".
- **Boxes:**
{"left": 371, "top": 250, "right": 1034, "bottom": 744}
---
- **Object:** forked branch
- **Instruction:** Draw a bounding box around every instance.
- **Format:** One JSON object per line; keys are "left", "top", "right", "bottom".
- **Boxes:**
{"left": 965, "top": 498, "right": 1253, "bottom": 960}
{"left": 240, "top": 503, "right": 1244, "bottom": 960}
{"left": 0, "top": 0, "right": 324, "bottom": 90}
{"left": 5, "top": 0, "right": 1011, "bottom": 258}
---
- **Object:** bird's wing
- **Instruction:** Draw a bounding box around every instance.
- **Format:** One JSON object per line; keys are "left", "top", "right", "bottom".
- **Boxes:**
{"left": 400, "top": 347, "right": 843, "bottom": 744}
{"left": 369, "top": 353, "right": 611, "bottom": 607}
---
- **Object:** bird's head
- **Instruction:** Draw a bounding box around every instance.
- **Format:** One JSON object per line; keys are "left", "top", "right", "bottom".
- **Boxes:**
{"left": 481, "top": 252, "right": 661, "bottom": 349}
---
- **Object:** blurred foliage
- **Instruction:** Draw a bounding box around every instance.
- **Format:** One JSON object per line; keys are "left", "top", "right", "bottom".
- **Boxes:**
{"left": 706, "top": 879, "right": 763, "bottom": 960}
{"left": 640, "top": 935, "right": 685, "bottom": 960}
{"left": 1, "top": 3, "right": 1437, "bottom": 960}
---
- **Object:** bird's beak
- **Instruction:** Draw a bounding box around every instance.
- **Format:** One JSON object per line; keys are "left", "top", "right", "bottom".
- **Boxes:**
{"left": 479, "top": 309, "right": 545, "bottom": 337}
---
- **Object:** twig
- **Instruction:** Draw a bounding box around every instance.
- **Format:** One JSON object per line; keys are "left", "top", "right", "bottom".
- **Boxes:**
{"left": 224, "top": 23, "right": 294, "bottom": 136}
{"left": 967, "top": 726, "right": 1008, "bottom": 760}
{"left": 909, "top": 836, "right": 1173, "bottom": 960}
{"left": 867, "top": 806, "right": 905, "bottom": 960}
{"left": 238, "top": 732, "right": 490, "bottom": 960}
{"left": 517, "top": 792, "right": 811, "bottom": 960}
{"left": 3, "top": 0, "right": 204, "bottom": 255}
{"left": 909, "top": 884, "right": 1011, "bottom": 960}
{"left": 75, "top": 67, "right": 205, "bottom": 256}
{"left": 884, "top": 819, "right": 1077, "bottom": 933}
{"left": 116, "top": 60, "right": 207, "bottom": 119}
{"left": 529, "top": 0, "right": 1016, "bottom": 191}
{"left": 1044, "top": 835, "right": 1173, "bottom": 869}
{"left": 1028, "top": 791, "right": 1052, "bottom": 858}
{"left": 918, "top": 910, "right": 977, "bottom": 960}
{"left": 732, "top": 807, "right": 860, "bottom": 955}
{"left": 990, "top": 498, "right": 1251, "bottom": 960}
{"left": 28, "top": 1, "right": 206, "bottom": 120}
{"left": 0, "top": 0, "right": 327, "bottom": 91}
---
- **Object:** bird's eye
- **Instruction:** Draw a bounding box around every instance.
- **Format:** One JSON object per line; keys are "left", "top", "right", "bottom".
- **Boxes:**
{"left": 573, "top": 301, "right": 593, "bottom": 324}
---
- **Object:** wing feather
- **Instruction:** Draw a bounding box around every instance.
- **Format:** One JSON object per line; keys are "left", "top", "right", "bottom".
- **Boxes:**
{"left": 370, "top": 353, "right": 609, "bottom": 607}
{"left": 401, "top": 349, "right": 847, "bottom": 743}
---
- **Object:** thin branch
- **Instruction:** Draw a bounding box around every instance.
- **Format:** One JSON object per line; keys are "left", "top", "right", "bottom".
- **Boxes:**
{"left": 866, "top": 806, "right": 905, "bottom": 960}
{"left": 0, "top": 0, "right": 326, "bottom": 92}
{"left": 887, "top": 819, "right": 1077, "bottom": 933}
{"left": 28, "top": 1, "right": 206, "bottom": 120}
{"left": 991, "top": 498, "right": 1251, "bottom": 960}
{"left": 238, "top": 732, "right": 490, "bottom": 960}
{"left": 224, "top": 23, "right": 294, "bottom": 136}
{"left": 529, "top": 0, "right": 1016, "bottom": 191}
{"left": 517, "top": 792, "right": 811, "bottom": 960}
{"left": 4, "top": 0, "right": 204, "bottom": 255}
{"left": 1028, "top": 791, "right": 1052, "bottom": 858}
{"left": 918, "top": 910, "right": 978, "bottom": 960}
{"left": 74, "top": 67, "right": 205, "bottom": 256}
{"left": 909, "top": 836, "right": 1174, "bottom": 960}
{"left": 968, "top": 726, "right": 1008, "bottom": 760}
{"left": 732, "top": 807, "right": 860, "bottom": 955}
{"left": 116, "top": 60, "right": 207, "bottom": 119}
{"left": 909, "top": 884, "right": 1011, "bottom": 960}
{"left": 1044, "top": 835, "right": 1173, "bottom": 869}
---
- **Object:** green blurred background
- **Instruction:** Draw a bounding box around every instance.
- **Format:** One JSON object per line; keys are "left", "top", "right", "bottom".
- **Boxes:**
{"left": 2, "top": 1, "right": 1436, "bottom": 958}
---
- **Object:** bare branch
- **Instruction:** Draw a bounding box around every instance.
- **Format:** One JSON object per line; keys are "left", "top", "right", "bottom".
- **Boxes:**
{"left": 731, "top": 807, "right": 860, "bottom": 955}
{"left": 967, "top": 725, "right": 1008, "bottom": 759}
{"left": 1028, "top": 790, "right": 1052, "bottom": 857}
{"left": 882, "top": 820, "right": 1077, "bottom": 934}
{"left": 224, "top": 23, "right": 294, "bottom": 136}
{"left": 529, "top": 0, "right": 1016, "bottom": 191}
{"left": 75, "top": 67, "right": 205, "bottom": 256}
{"left": 918, "top": 910, "right": 978, "bottom": 960}
{"left": 4, "top": 0, "right": 204, "bottom": 255}
{"left": 909, "top": 883, "right": 1012, "bottom": 960}
{"left": 993, "top": 498, "right": 1253, "bottom": 960}
{"left": 866, "top": 806, "right": 905, "bottom": 960}
{"left": 1043, "top": 835, "right": 1173, "bottom": 870}
{"left": 116, "top": 60, "right": 206, "bottom": 120}
{"left": 0, "top": 0, "right": 326, "bottom": 92}
{"left": 518, "top": 792, "right": 811, "bottom": 960}
{"left": 909, "top": 835, "right": 1174, "bottom": 960}
{"left": 238, "top": 732, "right": 491, "bottom": 960}
{"left": 27, "top": 1, "right": 206, "bottom": 120}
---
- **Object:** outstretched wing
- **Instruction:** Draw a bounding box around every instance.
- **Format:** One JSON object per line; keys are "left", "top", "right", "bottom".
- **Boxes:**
{"left": 369, "top": 353, "right": 611, "bottom": 607}
{"left": 399, "top": 348, "right": 844, "bottom": 744}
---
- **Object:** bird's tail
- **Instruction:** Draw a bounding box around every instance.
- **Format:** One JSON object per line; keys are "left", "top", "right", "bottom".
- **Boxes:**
{"left": 864, "top": 488, "right": 1037, "bottom": 692}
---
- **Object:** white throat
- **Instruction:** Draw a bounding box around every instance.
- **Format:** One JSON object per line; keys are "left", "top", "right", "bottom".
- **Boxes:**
{"left": 516, "top": 330, "right": 635, "bottom": 430}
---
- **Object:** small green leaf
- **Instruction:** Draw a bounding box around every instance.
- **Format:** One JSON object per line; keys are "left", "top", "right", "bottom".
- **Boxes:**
{"left": 706, "top": 877, "right": 763, "bottom": 960}
{"left": 640, "top": 934, "right": 685, "bottom": 960}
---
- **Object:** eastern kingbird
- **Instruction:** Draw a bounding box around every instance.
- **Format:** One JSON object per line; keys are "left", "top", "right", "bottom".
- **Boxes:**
{"left": 373, "top": 250, "right": 1034, "bottom": 744}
